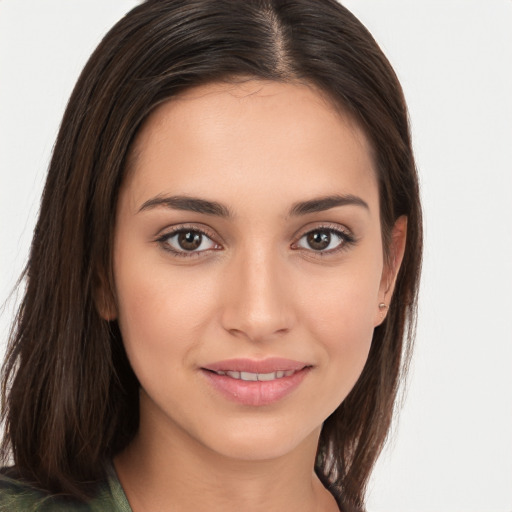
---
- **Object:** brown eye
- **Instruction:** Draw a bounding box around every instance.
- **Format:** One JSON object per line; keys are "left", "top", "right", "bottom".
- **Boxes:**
{"left": 295, "top": 227, "right": 353, "bottom": 253}
{"left": 178, "top": 231, "right": 203, "bottom": 251}
{"left": 306, "top": 231, "right": 331, "bottom": 251}
{"left": 159, "top": 228, "right": 218, "bottom": 255}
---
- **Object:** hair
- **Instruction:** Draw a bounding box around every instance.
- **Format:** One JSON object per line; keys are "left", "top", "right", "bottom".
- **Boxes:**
{"left": 1, "top": 1, "right": 422, "bottom": 510}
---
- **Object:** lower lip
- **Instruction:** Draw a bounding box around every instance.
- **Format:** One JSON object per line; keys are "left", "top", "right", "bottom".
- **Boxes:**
{"left": 201, "top": 368, "right": 310, "bottom": 406}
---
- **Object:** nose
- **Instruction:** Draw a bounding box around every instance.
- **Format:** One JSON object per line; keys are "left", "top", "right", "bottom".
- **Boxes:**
{"left": 219, "top": 246, "right": 295, "bottom": 343}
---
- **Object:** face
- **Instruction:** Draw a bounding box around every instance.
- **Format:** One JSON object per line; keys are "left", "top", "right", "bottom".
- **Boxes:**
{"left": 109, "top": 80, "right": 401, "bottom": 462}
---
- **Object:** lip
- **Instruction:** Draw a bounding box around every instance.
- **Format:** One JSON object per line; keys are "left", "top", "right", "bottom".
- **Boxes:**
{"left": 201, "top": 358, "right": 311, "bottom": 406}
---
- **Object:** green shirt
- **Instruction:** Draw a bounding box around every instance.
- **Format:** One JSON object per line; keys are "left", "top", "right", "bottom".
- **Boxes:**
{"left": 0, "top": 464, "right": 132, "bottom": 512}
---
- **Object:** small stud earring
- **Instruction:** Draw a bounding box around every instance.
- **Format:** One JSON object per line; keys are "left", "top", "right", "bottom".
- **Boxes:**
{"left": 378, "top": 302, "right": 388, "bottom": 320}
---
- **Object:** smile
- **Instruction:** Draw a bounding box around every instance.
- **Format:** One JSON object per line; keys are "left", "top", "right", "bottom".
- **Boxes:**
{"left": 212, "top": 370, "right": 297, "bottom": 381}
{"left": 201, "top": 358, "right": 312, "bottom": 406}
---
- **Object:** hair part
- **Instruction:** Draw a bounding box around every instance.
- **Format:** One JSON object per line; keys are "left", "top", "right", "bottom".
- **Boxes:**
{"left": 1, "top": 1, "right": 422, "bottom": 510}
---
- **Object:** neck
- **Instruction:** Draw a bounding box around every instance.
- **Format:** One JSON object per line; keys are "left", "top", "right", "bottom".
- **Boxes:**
{"left": 114, "top": 399, "right": 338, "bottom": 512}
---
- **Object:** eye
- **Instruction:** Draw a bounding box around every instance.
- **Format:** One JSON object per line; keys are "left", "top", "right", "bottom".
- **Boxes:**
{"left": 157, "top": 228, "right": 220, "bottom": 255}
{"left": 294, "top": 227, "right": 354, "bottom": 253}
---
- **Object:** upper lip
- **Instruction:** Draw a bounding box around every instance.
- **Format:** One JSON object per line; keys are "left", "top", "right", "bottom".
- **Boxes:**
{"left": 202, "top": 358, "right": 310, "bottom": 374}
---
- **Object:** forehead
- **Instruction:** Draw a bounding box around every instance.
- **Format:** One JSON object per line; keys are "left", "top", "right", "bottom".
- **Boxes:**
{"left": 123, "top": 80, "right": 378, "bottom": 215}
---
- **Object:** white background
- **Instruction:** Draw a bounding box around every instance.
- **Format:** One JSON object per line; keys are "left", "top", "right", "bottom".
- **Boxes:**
{"left": 1, "top": 1, "right": 511, "bottom": 511}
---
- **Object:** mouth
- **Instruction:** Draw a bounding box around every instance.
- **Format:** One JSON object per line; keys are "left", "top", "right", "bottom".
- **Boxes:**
{"left": 207, "top": 369, "right": 300, "bottom": 381}
{"left": 200, "top": 358, "right": 312, "bottom": 406}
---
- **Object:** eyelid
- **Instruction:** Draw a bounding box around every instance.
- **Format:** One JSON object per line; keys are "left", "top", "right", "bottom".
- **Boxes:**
{"left": 154, "top": 223, "right": 223, "bottom": 256}
{"left": 155, "top": 222, "right": 219, "bottom": 241}
{"left": 154, "top": 221, "right": 356, "bottom": 258}
{"left": 291, "top": 222, "right": 357, "bottom": 254}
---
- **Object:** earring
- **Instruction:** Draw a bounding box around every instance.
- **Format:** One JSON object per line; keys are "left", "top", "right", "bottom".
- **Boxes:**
{"left": 378, "top": 302, "right": 388, "bottom": 320}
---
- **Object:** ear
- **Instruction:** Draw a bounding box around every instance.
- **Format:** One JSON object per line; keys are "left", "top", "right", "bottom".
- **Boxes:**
{"left": 93, "top": 272, "right": 118, "bottom": 321}
{"left": 374, "top": 215, "right": 407, "bottom": 326}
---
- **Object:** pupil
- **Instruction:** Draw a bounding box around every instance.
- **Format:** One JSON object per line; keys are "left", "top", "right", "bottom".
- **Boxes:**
{"left": 307, "top": 231, "right": 330, "bottom": 250}
{"left": 178, "top": 231, "right": 202, "bottom": 250}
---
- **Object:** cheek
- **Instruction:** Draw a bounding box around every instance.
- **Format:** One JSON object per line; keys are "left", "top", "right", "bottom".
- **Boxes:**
{"left": 112, "top": 252, "right": 213, "bottom": 378}
{"left": 113, "top": 248, "right": 240, "bottom": 404}
{"left": 300, "top": 265, "right": 380, "bottom": 395}
{"left": 311, "top": 292, "right": 374, "bottom": 369}
{"left": 302, "top": 260, "right": 380, "bottom": 335}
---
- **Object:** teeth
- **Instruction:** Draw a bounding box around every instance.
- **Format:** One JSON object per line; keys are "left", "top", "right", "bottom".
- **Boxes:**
{"left": 240, "top": 371, "right": 258, "bottom": 381}
{"left": 257, "top": 372, "right": 276, "bottom": 381}
{"left": 214, "top": 370, "right": 297, "bottom": 381}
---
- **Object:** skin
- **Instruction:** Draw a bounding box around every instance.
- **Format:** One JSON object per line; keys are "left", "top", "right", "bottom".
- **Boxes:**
{"left": 106, "top": 80, "right": 406, "bottom": 512}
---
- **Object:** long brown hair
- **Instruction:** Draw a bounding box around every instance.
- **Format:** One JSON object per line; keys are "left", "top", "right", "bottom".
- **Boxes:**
{"left": 1, "top": 1, "right": 422, "bottom": 510}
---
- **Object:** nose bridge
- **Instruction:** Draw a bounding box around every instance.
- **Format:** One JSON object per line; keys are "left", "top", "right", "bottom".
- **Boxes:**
{"left": 221, "top": 241, "right": 293, "bottom": 341}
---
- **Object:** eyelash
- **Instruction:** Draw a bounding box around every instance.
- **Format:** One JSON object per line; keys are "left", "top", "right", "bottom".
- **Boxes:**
{"left": 155, "top": 224, "right": 356, "bottom": 258}
{"left": 293, "top": 224, "right": 357, "bottom": 256}
{"left": 155, "top": 225, "right": 221, "bottom": 258}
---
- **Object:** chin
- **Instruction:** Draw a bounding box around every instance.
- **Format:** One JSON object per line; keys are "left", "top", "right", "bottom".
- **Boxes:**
{"left": 193, "top": 416, "right": 323, "bottom": 463}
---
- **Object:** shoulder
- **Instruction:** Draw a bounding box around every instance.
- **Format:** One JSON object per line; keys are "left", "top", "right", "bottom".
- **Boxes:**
{"left": 0, "top": 467, "right": 47, "bottom": 511}
{"left": 0, "top": 467, "right": 127, "bottom": 512}
{"left": 0, "top": 468, "right": 58, "bottom": 511}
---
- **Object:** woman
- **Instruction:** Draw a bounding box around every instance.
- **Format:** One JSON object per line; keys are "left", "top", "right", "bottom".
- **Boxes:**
{"left": 0, "top": 0, "right": 422, "bottom": 511}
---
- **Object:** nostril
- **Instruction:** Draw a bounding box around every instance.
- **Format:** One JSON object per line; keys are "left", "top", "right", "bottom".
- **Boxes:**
{"left": 225, "top": 325, "right": 290, "bottom": 343}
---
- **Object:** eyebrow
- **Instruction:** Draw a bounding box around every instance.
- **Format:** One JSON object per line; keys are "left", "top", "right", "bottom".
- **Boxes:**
{"left": 288, "top": 194, "right": 369, "bottom": 216}
{"left": 138, "top": 193, "right": 369, "bottom": 218}
{"left": 138, "top": 195, "right": 231, "bottom": 217}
